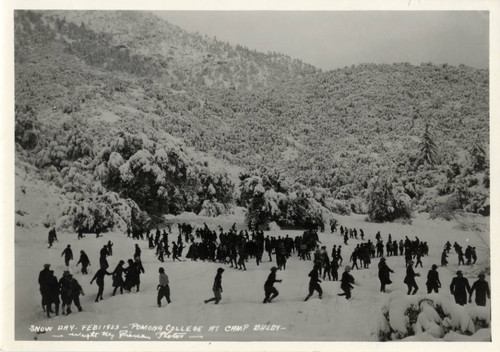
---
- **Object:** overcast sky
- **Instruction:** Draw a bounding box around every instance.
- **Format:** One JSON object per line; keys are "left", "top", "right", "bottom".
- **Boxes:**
{"left": 153, "top": 11, "right": 489, "bottom": 71}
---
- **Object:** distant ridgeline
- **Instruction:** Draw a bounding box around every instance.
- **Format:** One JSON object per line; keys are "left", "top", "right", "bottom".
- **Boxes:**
{"left": 14, "top": 10, "right": 489, "bottom": 232}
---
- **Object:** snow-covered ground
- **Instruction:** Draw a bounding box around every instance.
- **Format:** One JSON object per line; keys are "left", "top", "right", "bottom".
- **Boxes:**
{"left": 14, "top": 200, "right": 490, "bottom": 341}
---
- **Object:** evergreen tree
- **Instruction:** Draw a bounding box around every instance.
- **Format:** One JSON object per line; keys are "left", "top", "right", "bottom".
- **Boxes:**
{"left": 419, "top": 123, "right": 438, "bottom": 166}
{"left": 366, "top": 175, "right": 412, "bottom": 222}
{"left": 470, "top": 137, "right": 487, "bottom": 172}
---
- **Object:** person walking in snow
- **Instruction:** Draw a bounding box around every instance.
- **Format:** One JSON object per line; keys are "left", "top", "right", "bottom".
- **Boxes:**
{"left": 112, "top": 260, "right": 125, "bottom": 296}
{"left": 471, "top": 247, "right": 477, "bottom": 264}
{"left": 90, "top": 266, "right": 112, "bottom": 302}
{"left": 337, "top": 246, "right": 343, "bottom": 265}
{"left": 338, "top": 265, "right": 355, "bottom": 299}
{"left": 331, "top": 257, "right": 339, "bottom": 281}
{"left": 48, "top": 228, "right": 58, "bottom": 248}
{"left": 99, "top": 245, "right": 109, "bottom": 269}
{"left": 157, "top": 267, "right": 171, "bottom": 307}
{"left": 404, "top": 260, "right": 420, "bottom": 295}
{"left": 304, "top": 264, "right": 323, "bottom": 301}
{"left": 426, "top": 264, "right": 441, "bottom": 293}
{"left": 441, "top": 249, "right": 448, "bottom": 267}
{"left": 172, "top": 242, "right": 181, "bottom": 261}
{"left": 378, "top": 258, "right": 393, "bottom": 293}
{"left": 450, "top": 270, "right": 471, "bottom": 306}
{"left": 134, "top": 243, "right": 141, "bottom": 259}
{"left": 457, "top": 246, "right": 465, "bottom": 265}
{"left": 45, "top": 270, "right": 60, "bottom": 317}
{"left": 67, "top": 274, "right": 84, "bottom": 314}
{"left": 469, "top": 273, "right": 490, "bottom": 306}
{"left": 38, "top": 263, "right": 52, "bottom": 311}
{"left": 263, "top": 267, "right": 282, "bottom": 303}
{"left": 61, "top": 245, "right": 73, "bottom": 267}
{"left": 76, "top": 250, "right": 90, "bottom": 275}
{"left": 204, "top": 268, "right": 224, "bottom": 304}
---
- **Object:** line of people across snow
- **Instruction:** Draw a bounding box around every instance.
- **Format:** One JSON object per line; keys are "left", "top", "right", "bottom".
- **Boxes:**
{"left": 39, "top": 222, "right": 489, "bottom": 318}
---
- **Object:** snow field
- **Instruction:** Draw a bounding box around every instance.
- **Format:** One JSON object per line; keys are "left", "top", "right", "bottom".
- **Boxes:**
{"left": 15, "top": 208, "right": 489, "bottom": 341}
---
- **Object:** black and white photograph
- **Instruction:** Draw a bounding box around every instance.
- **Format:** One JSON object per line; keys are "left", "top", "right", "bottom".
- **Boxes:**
{"left": 1, "top": 0, "right": 499, "bottom": 350}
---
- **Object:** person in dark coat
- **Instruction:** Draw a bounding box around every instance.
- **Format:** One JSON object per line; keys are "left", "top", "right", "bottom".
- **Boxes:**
{"left": 76, "top": 250, "right": 90, "bottom": 275}
{"left": 471, "top": 247, "right": 477, "bottom": 264}
{"left": 338, "top": 265, "right": 354, "bottom": 299}
{"left": 172, "top": 242, "right": 181, "bottom": 261}
{"left": 38, "top": 264, "right": 52, "bottom": 311}
{"left": 45, "top": 270, "right": 60, "bottom": 317}
{"left": 378, "top": 258, "right": 393, "bottom": 293}
{"left": 204, "top": 268, "right": 224, "bottom": 304}
{"left": 61, "top": 245, "right": 73, "bottom": 267}
{"left": 107, "top": 241, "right": 114, "bottom": 256}
{"left": 304, "top": 264, "right": 323, "bottom": 301}
{"left": 457, "top": 247, "right": 465, "bottom": 265}
{"left": 469, "top": 273, "right": 490, "bottom": 306}
{"left": 157, "top": 267, "right": 171, "bottom": 307}
{"left": 99, "top": 245, "right": 109, "bottom": 269}
{"left": 48, "top": 228, "right": 58, "bottom": 248}
{"left": 132, "top": 256, "right": 145, "bottom": 292}
{"left": 90, "top": 266, "right": 112, "bottom": 302}
{"left": 404, "top": 260, "right": 420, "bottom": 295}
{"left": 426, "top": 264, "right": 441, "bottom": 293}
{"left": 331, "top": 257, "right": 339, "bottom": 281}
{"left": 450, "top": 271, "right": 471, "bottom": 305}
{"left": 263, "top": 267, "right": 282, "bottom": 303}
{"left": 441, "top": 249, "right": 448, "bottom": 267}
{"left": 124, "top": 259, "right": 135, "bottom": 292}
{"left": 134, "top": 244, "right": 142, "bottom": 259}
{"left": 59, "top": 270, "right": 72, "bottom": 315}
{"left": 66, "top": 274, "right": 84, "bottom": 314}
{"left": 112, "top": 260, "right": 125, "bottom": 296}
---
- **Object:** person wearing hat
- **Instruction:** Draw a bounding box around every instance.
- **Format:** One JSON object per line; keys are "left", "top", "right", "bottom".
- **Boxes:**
{"left": 450, "top": 270, "right": 471, "bottom": 305}
{"left": 304, "top": 264, "right": 323, "bottom": 301}
{"left": 378, "top": 258, "right": 394, "bottom": 293}
{"left": 426, "top": 264, "right": 441, "bottom": 293}
{"left": 338, "top": 265, "right": 355, "bottom": 299}
{"left": 157, "top": 267, "right": 171, "bottom": 307}
{"left": 205, "top": 268, "right": 224, "bottom": 304}
{"left": 469, "top": 273, "right": 490, "bottom": 306}
{"left": 404, "top": 260, "right": 420, "bottom": 295}
{"left": 263, "top": 267, "right": 282, "bottom": 303}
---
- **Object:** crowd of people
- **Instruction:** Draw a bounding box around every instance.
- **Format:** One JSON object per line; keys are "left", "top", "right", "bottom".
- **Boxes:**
{"left": 38, "top": 222, "right": 489, "bottom": 319}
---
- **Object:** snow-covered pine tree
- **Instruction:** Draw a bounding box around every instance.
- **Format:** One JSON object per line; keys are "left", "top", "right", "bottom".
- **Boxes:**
{"left": 419, "top": 123, "right": 438, "bottom": 166}
{"left": 366, "top": 175, "right": 412, "bottom": 222}
{"left": 469, "top": 137, "right": 487, "bottom": 172}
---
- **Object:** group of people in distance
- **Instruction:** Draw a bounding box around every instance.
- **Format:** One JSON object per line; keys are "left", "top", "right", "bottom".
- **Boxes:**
{"left": 38, "top": 221, "right": 489, "bottom": 319}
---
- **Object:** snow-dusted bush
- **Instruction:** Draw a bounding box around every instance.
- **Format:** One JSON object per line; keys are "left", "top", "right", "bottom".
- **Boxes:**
{"left": 323, "top": 197, "right": 351, "bottom": 215}
{"left": 198, "top": 200, "right": 230, "bottom": 217}
{"left": 58, "top": 191, "right": 150, "bottom": 233}
{"left": 375, "top": 293, "right": 490, "bottom": 341}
